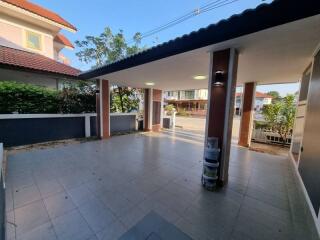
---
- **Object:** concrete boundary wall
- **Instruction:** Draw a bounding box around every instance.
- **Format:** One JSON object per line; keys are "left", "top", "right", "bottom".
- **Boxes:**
{"left": 0, "top": 114, "right": 96, "bottom": 147}
{"left": 0, "top": 113, "right": 138, "bottom": 147}
{"left": 110, "top": 113, "right": 137, "bottom": 134}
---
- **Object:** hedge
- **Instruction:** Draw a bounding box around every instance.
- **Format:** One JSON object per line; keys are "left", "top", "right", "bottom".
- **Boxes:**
{"left": 0, "top": 81, "right": 96, "bottom": 114}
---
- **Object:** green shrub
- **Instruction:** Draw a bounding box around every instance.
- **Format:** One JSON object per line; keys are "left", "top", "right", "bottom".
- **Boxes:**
{"left": 176, "top": 108, "right": 190, "bottom": 117}
{"left": 0, "top": 81, "right": 96, "bottom": 114}
{"left": 164, "top": 104, "right": 175, "bottom": 116}
{"left": 58, "top": 81, "right": 96, "bottom": 113}
{"left": 0, "top": 81, "right": 59, "bottom": 113}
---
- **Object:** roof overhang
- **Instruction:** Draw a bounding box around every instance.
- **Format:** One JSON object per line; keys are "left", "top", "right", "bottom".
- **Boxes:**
{"left": 0, "top": 45, "right": 80, "bottom": 78}
{"left": 0, "top": 1, "right": 77, "bottom": 32}
{"left": 80, "top": 0, "right": 320, "bottom": 83}
{"left": 0, "top": 63, "right": 80, "bottom": 79}
{"left": 79, "top": 0, "right": 320, "bottom": 90}
{"left": 54, "top": 34, "right": 74, "bottom": 49}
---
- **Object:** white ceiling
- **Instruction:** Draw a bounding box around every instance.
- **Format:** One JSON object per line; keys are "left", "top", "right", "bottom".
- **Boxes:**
{"left": 100, "top": 15, "right": 320, "bottom": 91}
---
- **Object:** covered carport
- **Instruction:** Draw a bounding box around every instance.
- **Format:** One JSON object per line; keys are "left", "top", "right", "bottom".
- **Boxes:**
{"left": 4, "top": 1, "right": 320, "bottom": 239}
{"left": 80, "top": 0, "right": 320, "bottom": 188}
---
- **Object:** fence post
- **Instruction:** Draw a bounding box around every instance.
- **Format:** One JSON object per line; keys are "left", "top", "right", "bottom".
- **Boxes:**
{"left": 85, "top": 115, "right": 91, "bottom": 137}
{"left": 172, "top": 112, "right": 176, "bottom": 128}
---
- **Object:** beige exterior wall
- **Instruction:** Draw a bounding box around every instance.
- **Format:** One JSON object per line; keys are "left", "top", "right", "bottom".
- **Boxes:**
{"left": 0, "top": 19, "right": 22, "bottom": 47}
{"left": 43, "top": 35, "right": 54, "bottom": 59}
{"left": 0, "top": 13, "right": 56, "bottom": 59}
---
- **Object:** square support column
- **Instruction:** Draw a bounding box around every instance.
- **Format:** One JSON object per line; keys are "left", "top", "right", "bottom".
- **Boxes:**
{"left": 152, "top": 89, "right": 162, "bottom": 132}
{"left": 144, "top": 88, "right": 152, "bottom": 131}
{"left": 144, "top": 88, "right": 162, "bottom": 132}
{"left": 96, "top": 79, "right": 101, "bottom": 138}
{"left": 205, "top": 48, "right": 238, "bottom": 187}
{"left": 238, "top": 82, "right": 256, "bottom": 147}
{"left": 97, "top": 79, "right": 110, "bottom": 139}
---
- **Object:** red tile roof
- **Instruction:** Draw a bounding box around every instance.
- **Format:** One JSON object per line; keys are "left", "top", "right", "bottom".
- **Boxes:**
{"left": 236, "top": 91, "right": 273, "bottom": 99}
{"left": 1, "top": 0, "right": 77, "bottom": 31}
{"left": 54, "top": 34, "right": 74, "bottom": 49}
{"left": 0, "top": 45, "right": 80, "bottom": 77}
{"left": 255, "top": 92, "right": 273, "bottom": 98}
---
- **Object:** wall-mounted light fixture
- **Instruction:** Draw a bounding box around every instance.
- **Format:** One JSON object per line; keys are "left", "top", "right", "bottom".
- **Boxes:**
{"left": 213, "top": 70, "right": 225, "bottom": 86}
{"left": 145, "top": 82, "right": 155, "bottom": 86}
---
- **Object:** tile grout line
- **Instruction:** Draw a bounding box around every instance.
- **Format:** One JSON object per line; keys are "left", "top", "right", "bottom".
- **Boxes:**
{"left": 229, "top": 157, "right": 254, "bottom": 238}
{"left": 11, "top": 186, "right": 16, "bottom": 240}
{"left": 32, "top": 171, "right": 60, "bottom": 240}
{"left": 58, "top": 172, "right": 100, "bottom": 240}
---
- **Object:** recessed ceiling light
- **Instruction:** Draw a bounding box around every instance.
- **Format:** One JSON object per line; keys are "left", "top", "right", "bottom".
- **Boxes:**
{"left": 145, "top": 82, "right": 155, "bottom": 86}
{"left": 193, "top": 75, "right": 207, "bottom": 80}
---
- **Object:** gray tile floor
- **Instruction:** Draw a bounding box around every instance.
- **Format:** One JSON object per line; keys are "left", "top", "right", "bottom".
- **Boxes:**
{"left": 4, "top": 132, "right": 318, "bottom": 240}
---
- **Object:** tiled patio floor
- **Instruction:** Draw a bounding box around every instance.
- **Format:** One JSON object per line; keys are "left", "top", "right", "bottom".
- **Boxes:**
{"left": 4, "top": 132, "right": 318, "bottom": 240}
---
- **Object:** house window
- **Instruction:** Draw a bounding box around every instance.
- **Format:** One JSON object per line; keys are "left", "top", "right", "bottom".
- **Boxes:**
{"left": 184, "top": 90, "right": 195, "bottom": 99}
{"left": 26, "top": 31, "right": 42, "bottom": 50}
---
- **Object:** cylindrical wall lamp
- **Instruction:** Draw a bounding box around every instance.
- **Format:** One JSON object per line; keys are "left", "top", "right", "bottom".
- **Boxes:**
{"left": 213, "top": 70, "right": 225, "bottom": 86}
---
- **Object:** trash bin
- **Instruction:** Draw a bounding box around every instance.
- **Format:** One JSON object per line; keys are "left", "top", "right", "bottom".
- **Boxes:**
{"left": 204, "top": 148, "right": 220, "bottom": 162}
{"left": 163, "top": 117, "right": 171, "bottom": 129}
{"left": 138, "top": 120, "right": 144, "bottom": 131}
{"left": 202, "top": 137, "right": 220, "bottom": 191}
{"left": 207, "top": 137, "right": 219, "bottom": 148}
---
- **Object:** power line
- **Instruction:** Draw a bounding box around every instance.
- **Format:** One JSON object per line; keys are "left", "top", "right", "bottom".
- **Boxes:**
{"left": 131, "top": 0, "right": 225, "bottom": 42}
{"left": 201, "top": 0, "right": 240, "bottom": 13}
{"left": 140, "top": 0, "right": 223, "bottom": 37}
{"left": 128, "top": 0, "right": 240, "bottom": 45}
{"left": 142, "top": 0, "right": 237, "bottom": 37}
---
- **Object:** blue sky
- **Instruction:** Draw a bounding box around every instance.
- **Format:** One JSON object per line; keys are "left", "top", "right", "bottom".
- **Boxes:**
{"left": 32, "top": 0, "right": 297, "bottom": 95}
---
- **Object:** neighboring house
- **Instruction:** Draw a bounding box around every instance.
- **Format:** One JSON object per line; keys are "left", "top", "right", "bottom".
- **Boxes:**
{"left": 253, "top": 92, "right": 273, "bottom": 111}
{"left": 165, "top": 89, "right": 208, "bottom": 116}
{"left": 0, "top": 0, "right": 79, "bottom": 88}
{"left": 165, "top": 89, "right": 272, "bottom": 117}
{"left": 235, "top": 91, "right": 273, "bottom": 115}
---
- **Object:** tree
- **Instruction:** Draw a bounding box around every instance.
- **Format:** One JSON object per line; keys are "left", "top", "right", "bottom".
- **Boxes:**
{"left": 267, "top": 91, "right": 281, "bottom": 103}
{"left": 75, "top": 27, "right": 144, "bottom": 112}
{"left": 111, "top": 86, "right": 140, "bottom": 113}
{"left": 59, "top": 80, "right": 96, "bottom": 113}
{"left": 262, "top": 94, "right": 296, "bottom": 145}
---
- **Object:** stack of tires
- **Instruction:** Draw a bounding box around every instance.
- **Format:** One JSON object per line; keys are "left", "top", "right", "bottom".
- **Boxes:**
{"left": 202, "top": 137, "right": 220, "bottom": 191}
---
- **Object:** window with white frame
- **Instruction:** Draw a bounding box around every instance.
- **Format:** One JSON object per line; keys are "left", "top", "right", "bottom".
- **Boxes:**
{"left": 26, "top": 31, "right": 42, "bottom": 50}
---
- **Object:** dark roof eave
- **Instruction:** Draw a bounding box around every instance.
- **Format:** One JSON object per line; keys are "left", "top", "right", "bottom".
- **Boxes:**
{"left": 79, "top": 0, "right": 320, "bottom": 80}
{"left": 0, "top": 63, "right": 81, "bottom": 80}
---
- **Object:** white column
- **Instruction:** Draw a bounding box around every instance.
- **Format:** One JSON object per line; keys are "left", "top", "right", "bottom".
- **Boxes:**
{"left": 147, "top": 88, "right": 153, "bottom": 130}
{"left": 160, "top": 90, "right": 164, "bottom": 129}
{"left": 85, "top": 115, "right": 91, "bottom": 137}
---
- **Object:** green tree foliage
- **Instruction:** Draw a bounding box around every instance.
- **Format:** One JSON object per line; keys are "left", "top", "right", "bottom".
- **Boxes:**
{"left": 75, "top": 27, "right": 144, "bottom": 113}
{"left": 267, "top": 91, "right": 282, "bottom": 103}
{"left": 110, "top": 87, "right": 139, "bottom": 113}
{"left": 164, "top": 104, "right": 176, "bottom": 116}
{"left": 0, "top": 81, "right": 96, "bottom": 114}
{"left": 59, "top": 80, "right": 96, "bottom": 113}
{"left": 262, "top": 94, "right": 296, "bottom": 144}
{"left": 75, "top": 27, "right": 143, "bottom": 66}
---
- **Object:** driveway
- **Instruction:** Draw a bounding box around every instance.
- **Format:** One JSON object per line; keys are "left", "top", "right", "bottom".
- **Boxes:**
{"left": 175, "top": 116, "right": 240, "bottom": 144}
{"left": 5, "top": 132, "right": 317, "bottom": 240}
